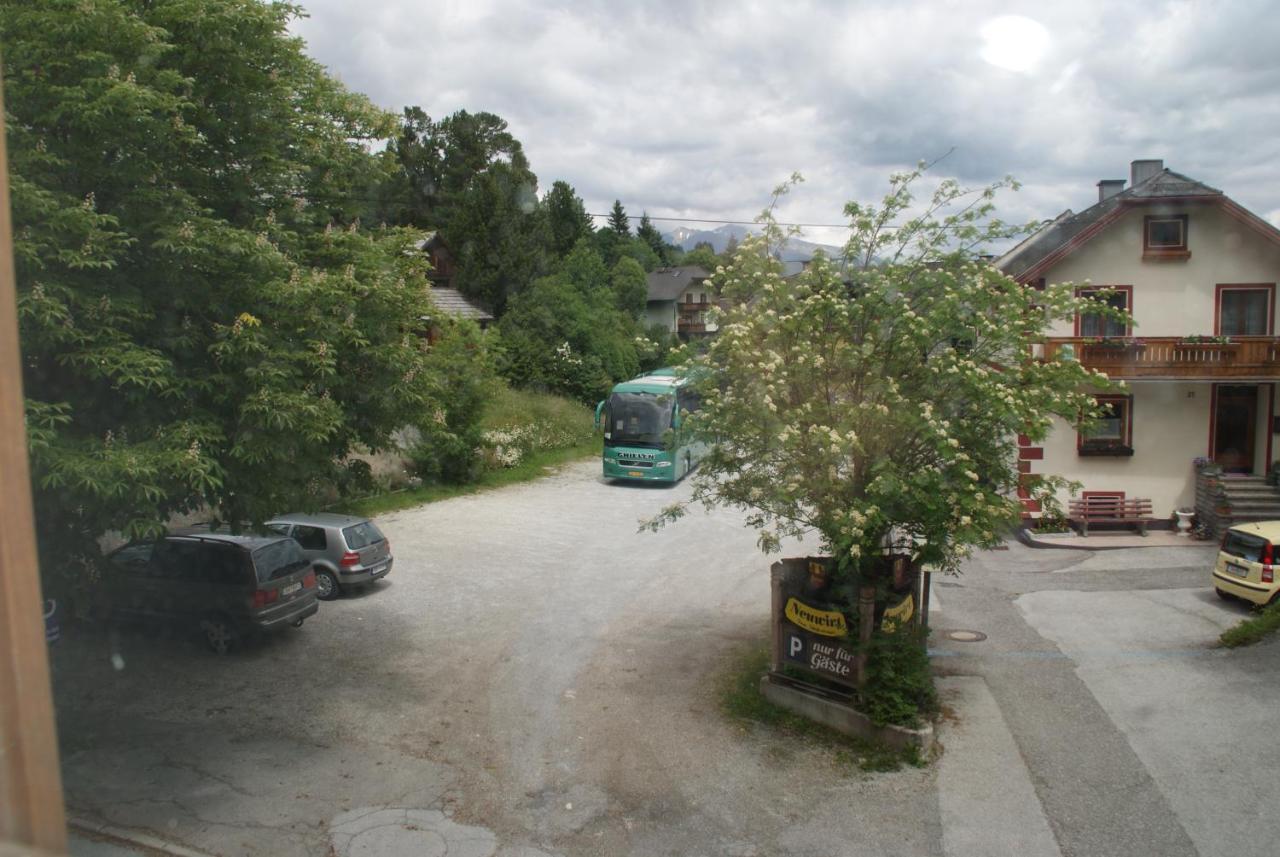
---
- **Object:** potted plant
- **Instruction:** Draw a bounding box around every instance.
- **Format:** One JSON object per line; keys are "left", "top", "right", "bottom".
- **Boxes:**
{"left": 1178, "top": 334, "right": 1234, "bottom": 347}
{"left": 1174, "top": 508, "right": 1195, "bottom": 536}
{"left": 1194, "top": 456, "right": 1223, "bottom": 477}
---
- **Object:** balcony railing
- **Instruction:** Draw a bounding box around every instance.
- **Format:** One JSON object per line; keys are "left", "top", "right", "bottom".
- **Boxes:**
{"left": 678, "top": 300, "right": 711, "bottom": 312}
{"left": 678, "top": 321, "right": 708, "bottom": 334}
{"left": 1043, "top": 336, "right": 1280, "bottom": 379}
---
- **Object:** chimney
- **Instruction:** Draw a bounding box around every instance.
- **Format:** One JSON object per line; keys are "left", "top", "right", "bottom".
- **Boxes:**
{"left": 1131, "top": 159, "right": 1164, "bottom": 187}
{"left": 1097, "top": 179, "right": 1126, "bottom": 202}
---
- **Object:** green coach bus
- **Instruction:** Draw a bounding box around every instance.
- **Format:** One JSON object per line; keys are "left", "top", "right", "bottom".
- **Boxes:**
{"left": 594, "top": 369, "right": 708, "bottom": 483}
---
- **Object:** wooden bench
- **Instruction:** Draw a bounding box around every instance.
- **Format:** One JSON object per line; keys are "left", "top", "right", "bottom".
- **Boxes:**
{"left": 1068, "top": 496, "right": 1154, "bottom": 537}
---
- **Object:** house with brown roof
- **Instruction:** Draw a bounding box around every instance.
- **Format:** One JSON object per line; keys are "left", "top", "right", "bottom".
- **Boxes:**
{"left": 998, "top": 159, "right": 1280, "bottom": 528}
{"left": 419, "top": 231, "right": 457, "bottom": 290}
{"left": 645, "top": 266, "right": 715, "bottom": 339}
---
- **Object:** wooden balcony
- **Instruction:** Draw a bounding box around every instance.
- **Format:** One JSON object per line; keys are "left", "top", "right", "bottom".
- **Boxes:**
{"left": 678, "top": 300, "right": 711, "bottom": 312}
{"left": 1043, "top": 337, "right": 1280, "bottom": 380}
{"left": 678, "top": 320, "right": 708, "bottom": 334}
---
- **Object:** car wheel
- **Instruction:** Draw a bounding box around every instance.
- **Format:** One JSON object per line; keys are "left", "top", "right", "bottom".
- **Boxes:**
{"left": 200, "top": 615, "right": 237, "bottom": 655}
{"left": 315, "top": 569, "right": 339, "bottom": 601}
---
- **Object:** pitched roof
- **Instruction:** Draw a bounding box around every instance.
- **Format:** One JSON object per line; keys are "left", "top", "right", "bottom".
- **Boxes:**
{"left": 995, "top": 168, "right": 1246, "bottom": 282}
{"left": 646, "top": 266, "right": 712, "bottom": 302}
{"left": 427, "top": 287, "right": 493, "bottom": 323}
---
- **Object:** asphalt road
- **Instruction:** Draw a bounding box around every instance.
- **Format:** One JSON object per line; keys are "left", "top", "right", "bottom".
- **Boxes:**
{"left": 50, "top": 460, "right": 1280, "bottom": 856}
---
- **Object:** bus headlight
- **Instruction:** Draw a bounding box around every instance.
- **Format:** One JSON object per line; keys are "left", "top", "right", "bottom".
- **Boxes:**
{"left": 655, "top": 461, "right": 672, "bottom": 468}
{"left": 604, "top": 457, "right": 617, "bottom": 464}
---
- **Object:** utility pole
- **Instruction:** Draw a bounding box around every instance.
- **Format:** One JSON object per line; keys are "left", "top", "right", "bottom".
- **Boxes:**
{"left": 0, "top": 63, "right": 68, "bottom": 853}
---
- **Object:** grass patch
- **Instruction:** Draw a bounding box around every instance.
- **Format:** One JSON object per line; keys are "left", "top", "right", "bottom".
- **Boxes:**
{"left": 1220, "top": 599, "right": 1280, "bottom": 648}
{"left": 481, "top": 384, "right": 592, "bottom": 434}
{"left": 720, "top": 643, "right": 925, "bottom": 772}
{"left": 347, "top": 434, "right": 601, "bottom": 518}
{"left": 342, "top": 385, "right": 601, "bottom": 518}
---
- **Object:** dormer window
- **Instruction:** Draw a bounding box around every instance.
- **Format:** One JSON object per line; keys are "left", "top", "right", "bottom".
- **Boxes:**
{"left": 1144, "top": 215, "right": 1189, "bottom": 259}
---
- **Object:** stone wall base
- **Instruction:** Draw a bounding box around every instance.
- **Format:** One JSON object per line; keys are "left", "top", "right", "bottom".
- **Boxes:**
{"left": 759, "top": 673, "right": 934, "bottom": 754}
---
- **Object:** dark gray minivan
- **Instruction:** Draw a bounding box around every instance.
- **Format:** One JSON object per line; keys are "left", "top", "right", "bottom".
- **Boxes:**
{"left": 103, "top": 532, "right": 319, "bottom": 653}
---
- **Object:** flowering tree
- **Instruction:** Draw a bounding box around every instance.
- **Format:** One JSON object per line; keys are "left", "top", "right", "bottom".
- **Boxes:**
{"left": 649, "top": 168, "right": 1119, "bottom": 581}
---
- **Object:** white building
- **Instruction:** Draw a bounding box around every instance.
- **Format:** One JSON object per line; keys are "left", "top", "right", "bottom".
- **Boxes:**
{"left": 644, "top": 266, "right": 717, "bottom": 340}
{"left": 997, "top": 159, "right": 1280, "bottom": 522}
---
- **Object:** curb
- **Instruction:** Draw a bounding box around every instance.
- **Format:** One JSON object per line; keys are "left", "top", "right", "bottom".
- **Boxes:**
{"left": 69, "top": 817, "right": 217, "bottom": 857}
{"left": 1014, "top": 526, "right": 1212, "bottom": 552}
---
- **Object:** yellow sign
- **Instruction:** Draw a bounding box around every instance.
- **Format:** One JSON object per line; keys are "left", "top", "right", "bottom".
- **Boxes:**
{"left": 882, "top": 594, "right": 914, "bottom": 633}
{"left": 784, "top": 597, "right": 848, "bottom": 637}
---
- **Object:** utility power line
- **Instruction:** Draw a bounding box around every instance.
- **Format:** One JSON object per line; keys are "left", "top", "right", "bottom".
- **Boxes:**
{"left": 587, "top": 212, "right": 851, "bottom": 229}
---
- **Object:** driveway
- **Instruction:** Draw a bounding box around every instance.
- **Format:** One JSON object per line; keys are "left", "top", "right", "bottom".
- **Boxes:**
{"left": 932, "top": 540, "right": 1280, "bottom": 857}
{"left": 53, "top": 461, "right": 938, "bottom": 857}
{"left": 51, "top": 462, "right": 1280, "bottom": 856}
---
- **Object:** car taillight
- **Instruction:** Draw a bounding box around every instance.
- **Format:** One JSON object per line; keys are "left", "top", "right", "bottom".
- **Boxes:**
{"left": 340, "top": 551, "right": 360, "bottom": 567}
{"left": 1263, "top": 543, "right": 1274, "bottom": 565}
{"left": 303, "top": 569, "right": 316, "bottom": 588}
{"left": 251, "top": 588, "right": 279, "bottom": 609}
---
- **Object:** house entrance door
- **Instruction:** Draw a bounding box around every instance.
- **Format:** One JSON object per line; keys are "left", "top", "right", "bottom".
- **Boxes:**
{"left": 1213, "top": 385, "right": 1258, "bottom": 474}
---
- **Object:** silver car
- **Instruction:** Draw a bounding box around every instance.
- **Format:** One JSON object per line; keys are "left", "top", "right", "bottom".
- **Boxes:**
{"left": 265, "top": 513, "right": 393, "bottom": 600}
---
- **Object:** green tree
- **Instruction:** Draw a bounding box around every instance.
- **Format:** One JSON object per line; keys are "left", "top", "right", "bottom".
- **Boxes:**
{"left": 407, "top": 319, "right": 498, "bottom": 484}
{"left": 377, "top": 106, "right": 532, "bottom": 230}
{"left": 497, "top": 242, "right": 640, "bottom": 402}
{"left": 722, "top": 233, "right": 740, "bottom": 261}
{"left": 4, "top": 0, "right": 449, "bottom": 584}
{"left": 445, "top": 161, "right": 550, "bottom": 315}
{"left": 610, "top": 257, "right": 648, "bottom": 318}
{"left": 647, "top": 169, "right": 1119, "bottom": 710}
{"left": 679, "top": 245, "right": 720, "bottom": 273}
{"left": 543, "top": 180, "right": 594, "bottom": 260}
{"left": 608, "top": 199, "right": 630, "bottom": 237}
{"left": 636, "top": 213, "right": 669, "bottom": 264}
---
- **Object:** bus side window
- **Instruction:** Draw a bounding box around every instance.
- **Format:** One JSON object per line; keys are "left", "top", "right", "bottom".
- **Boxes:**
{"left": 678, "top": 390, "right": 701, "bottom": 413}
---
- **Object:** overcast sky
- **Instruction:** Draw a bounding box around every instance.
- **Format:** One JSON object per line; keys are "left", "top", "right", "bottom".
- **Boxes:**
{"left": 291, "top": 0, "right": 1280, "bottom": 247}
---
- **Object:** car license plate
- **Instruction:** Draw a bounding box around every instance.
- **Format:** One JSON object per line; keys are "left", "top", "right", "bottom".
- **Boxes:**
{"left": 281, "top": 582, "right": 301, "bottom": 596}
{"left": 1227, "top": 562, "right": 1249, "bottom": 578}
{"left": 370, "top": 563, "right": 386, "bottom": 576}
{"left": 628, "top": 470, "right": 644, "bottom": 477}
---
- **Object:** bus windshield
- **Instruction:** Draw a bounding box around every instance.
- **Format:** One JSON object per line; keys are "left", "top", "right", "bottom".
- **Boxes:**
{"left": 607, "top": 392, "right": 673, "bottom": 447}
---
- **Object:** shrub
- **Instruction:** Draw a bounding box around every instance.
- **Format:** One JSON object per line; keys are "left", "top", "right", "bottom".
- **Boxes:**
{"left": 861, "top": 627, "right": 938, "bottom": 728}
{"left": 408, "top": 319, "right": 497, "bottom": 484}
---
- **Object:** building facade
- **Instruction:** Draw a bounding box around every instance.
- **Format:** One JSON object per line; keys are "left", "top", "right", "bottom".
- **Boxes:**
{"left": 644, "top": 266, "right": 717, "bottom": 340}
{"left": 998, "top": 160, "right": 1280, "bottom": 519}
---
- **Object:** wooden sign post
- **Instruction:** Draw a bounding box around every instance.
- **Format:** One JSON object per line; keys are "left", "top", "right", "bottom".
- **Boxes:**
{"left": 0, "top": 66, "right": 68, "bottom": 852}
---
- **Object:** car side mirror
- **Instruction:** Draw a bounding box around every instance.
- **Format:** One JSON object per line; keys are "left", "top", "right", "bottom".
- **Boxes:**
{"left": 671, "top": 406, "right": 682, "bottom": 429}
{"left": 594, "top": 400, "right": 605, "bottom": 430}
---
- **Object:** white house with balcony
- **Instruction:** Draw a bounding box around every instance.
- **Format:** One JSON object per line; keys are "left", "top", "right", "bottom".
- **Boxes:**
{"left": 998, "top": 159, "right": 1280, "bottom": 524}
{"left": 644, "top": 266, "right": 717, "bottom": 340}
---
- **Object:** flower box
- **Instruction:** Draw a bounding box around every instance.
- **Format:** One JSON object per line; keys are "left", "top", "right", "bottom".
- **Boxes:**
{"left": 1078, "top": 443, "right": 1134, "bottom": 457}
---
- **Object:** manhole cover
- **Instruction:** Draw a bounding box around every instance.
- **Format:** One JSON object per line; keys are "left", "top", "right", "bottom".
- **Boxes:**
{"left": 945, "top": 630, "right": 987, "bottom": 642}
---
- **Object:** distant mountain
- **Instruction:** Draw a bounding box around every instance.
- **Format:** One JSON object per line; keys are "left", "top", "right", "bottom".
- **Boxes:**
{"left": 662, "top": 223, "right": 842, "bottom": 263}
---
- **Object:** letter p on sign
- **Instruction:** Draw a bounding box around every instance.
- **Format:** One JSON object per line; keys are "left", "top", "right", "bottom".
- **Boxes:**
{"left": 789, "top": 634, "right": 803, "bottom": 657}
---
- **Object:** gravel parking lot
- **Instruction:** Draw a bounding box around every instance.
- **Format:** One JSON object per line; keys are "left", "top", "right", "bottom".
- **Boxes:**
{"left": 52, "top": 461, "right": 1280, "bottom": 857}
{"left": 54, "top": 461, "right": 937, "bottom": 857}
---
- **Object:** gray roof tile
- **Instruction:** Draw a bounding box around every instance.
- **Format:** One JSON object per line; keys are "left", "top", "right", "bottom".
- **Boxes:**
{"left": 646, "top": 266, "right": 712, "bottom": 302}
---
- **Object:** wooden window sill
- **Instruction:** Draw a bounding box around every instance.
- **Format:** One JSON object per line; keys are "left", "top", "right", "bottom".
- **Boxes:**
{"left": 1143, "top": 249, "right": 1191, "bottom": 261}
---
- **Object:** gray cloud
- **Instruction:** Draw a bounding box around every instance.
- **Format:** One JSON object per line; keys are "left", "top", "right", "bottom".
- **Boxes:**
{"left": 292, "top": 0, "right": 1280, "bottom": 244}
